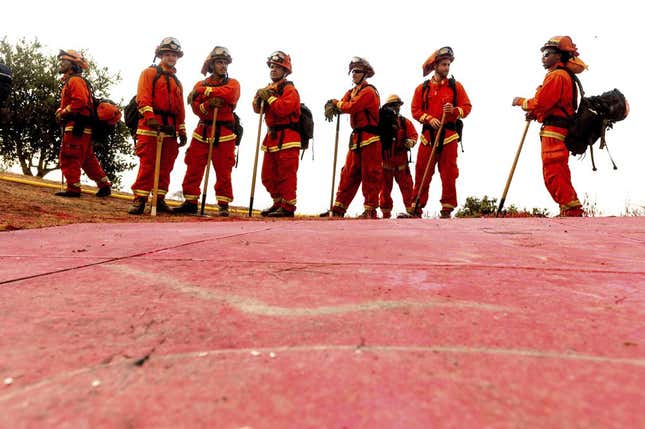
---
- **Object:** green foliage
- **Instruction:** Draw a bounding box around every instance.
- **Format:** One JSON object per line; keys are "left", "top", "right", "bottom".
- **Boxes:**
{"left": 455, "top": 195, "right": 550, "bottom": 218}
{"left": 455, "top": 195, "right": 497, "bottom": 217}
{"left": 0, "top": 37, "right": 134, "bottom": 188}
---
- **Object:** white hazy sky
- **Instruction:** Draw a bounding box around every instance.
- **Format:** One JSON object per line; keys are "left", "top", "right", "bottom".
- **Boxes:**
{"left": 4, "top": 0, "right": 643, "bottom": 216}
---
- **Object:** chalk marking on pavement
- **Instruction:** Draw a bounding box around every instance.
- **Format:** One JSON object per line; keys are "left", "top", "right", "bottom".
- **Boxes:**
{"left": 104, "top": 264, "right": 513, "bottom": 315}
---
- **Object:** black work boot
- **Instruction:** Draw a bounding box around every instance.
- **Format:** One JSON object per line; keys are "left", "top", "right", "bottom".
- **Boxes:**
{"left": 216, "top": 204, "right": 229, "bottom": 217}
{"left": 156, "top": 198, "right": 174, "bottom": 214}
{"left": 96, "top": 186, "right": 111, "bottom": 197}
{"left": 128, "top": 198, "right": 146, "bottom": 215}
{"left": 439, "top": 209, "right": 452, "bottom": 219}
{"left": 320, "top": 209, "right": 344, "bottom": 217}
{"left": 267, "top": 207, "right": 295, "bottom": 218}
{"left": 173, "top": 201, "right": 198, "bottom": 215}
{"left": 357, "top": 209, "right": 378, "bottom": 219}
{"left": 261, "top": 204, "right": 279, "bottom": 217}
{"left": 55, "top": 190, "right": 81, "bottom": 198}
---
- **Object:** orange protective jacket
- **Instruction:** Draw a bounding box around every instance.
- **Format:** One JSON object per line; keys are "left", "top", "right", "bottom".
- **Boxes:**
{"left": 335, "top": 82, "right": 380, "bottom": 150}
{"left": 516, "top": 63, "right": 575, "bottom": 123}
{"left": 58, "top": 74, "right": 93, "bottom": 133}
{"left": 136, "top": 64, "right": 186, "bottom": 138}
{"left": 252, "top": 79, "right": 301, "bottom": 152}
{"left": 190, "top": 75, "right": 240, "bottom": 144}
{"left": 411, "top": 77, "right": 471, "bottom": 146}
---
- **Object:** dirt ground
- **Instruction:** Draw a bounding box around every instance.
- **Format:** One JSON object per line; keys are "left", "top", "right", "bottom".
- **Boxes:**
{"left": 0, "top": 172, "right": 276, "bottom": 231}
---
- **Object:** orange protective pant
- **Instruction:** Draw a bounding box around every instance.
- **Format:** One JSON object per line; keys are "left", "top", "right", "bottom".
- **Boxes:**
{"left": 334, "top": 142, "right": 383, "bottom": 213}
{"left": 412, "top": 141, "right": 459, "bottom": 211}
{"left": 540, "top": 128, "right": 580, "bottom": 213}
{"left": 59, "top": 131, "right": 109, "bottom": 192}
{"left": 181, "top": 139, "right": 236, "bottom": 206}
{"left": 380, "top": 164, "right": 414, "bottom": 213}
{"left": 261, "top": 147, "right": 299, "bottom": 211}
{"left": 131, "top": 134, "right": 179, "bottom": 198}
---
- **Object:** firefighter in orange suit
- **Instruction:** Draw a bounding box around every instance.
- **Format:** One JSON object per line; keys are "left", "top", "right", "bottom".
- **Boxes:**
{"left": 129, "top": 37, "right": 187, "bottom": 215}
{"left": 253, "top": 51, "right": 301, "bottom": 218}
{"left": 379, "top": 94, "right": 418, "bottom": 218}
{"left": 512, "top": 36, "right": 587, "bottom": 217}
{"left": 408, "top": 46, "right": 471, "bottom": 219}
{"left": 174, "top": 46, "right": 240, "bottom": 217}
{"left": 323, "top": 57, "right": 383, "bottom": 219}
{"left": 55, "top": 50, "right": 111, "bottom": 198}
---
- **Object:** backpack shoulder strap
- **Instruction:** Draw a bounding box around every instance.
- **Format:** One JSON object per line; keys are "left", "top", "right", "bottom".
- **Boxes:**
{"left": 276, "top": 80, "right": 294, "bottom": 95}
{"left": 421, "top": 79, "right": 430, "bottom": 111}
{"left": 556, "top": 66, "right": 584, "bottom": 113}
{"left": 448, "top": 76, "right": 457, "bottom": 106}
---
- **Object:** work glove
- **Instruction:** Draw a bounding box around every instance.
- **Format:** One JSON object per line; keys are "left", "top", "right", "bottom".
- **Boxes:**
{"left": 525, "top": 112, "right": 536, "bottom": 121}
{"left": 324, "top": 99, "right": 340, "bottom": 122}
{"left": 208, "top": 97, "right": 224, "bottom": 108}
{"left": 442, "top": 103, "right": 454, "bottom": 115}
{"left": 404, "top": 139, "right": 416, "bottom": 149}
{"left": 187, "top": 90, "right": 196, "bottom": 105}
{"left": 146, "top": 117, "right": 161, "bottom": 131}
{"left": 178, "top": 134, "right": 188, "bottom": 147}
{"left": 257, "top": 88, "right": 275, "bottom": 102}
{"left": 55, "top": 108, "right": 65, "bottom": 122}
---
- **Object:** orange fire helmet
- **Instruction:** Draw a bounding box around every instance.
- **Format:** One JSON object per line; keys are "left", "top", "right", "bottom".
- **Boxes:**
{"left": 422, "top": 46, "right": 454, "bottom": 77}
{"left": 384, "top": 94, "right": 403, "bottom": 106}
{"left": 57, "top": 50, "right": 89, "bottom": 71}
{"left": 155, "top": 37, "right": 184, "bottom": 59}
{"left": 348, "top": 57, "right": 375, "bottom": 78}
{"left": 266, "top": 51, "right": 292, "bottom": 74}
{"left": 540, "top": 36, "right": 579, "bottom": 55}
{"left": 201, "top": 46, "right": 233, "bottom": 75}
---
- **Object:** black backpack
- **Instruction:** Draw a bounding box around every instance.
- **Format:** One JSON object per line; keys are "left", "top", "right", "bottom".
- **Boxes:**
{"left": 275, "top": 81, "right": 314, "bottom": 157}
{"left": 123, "top": 65, "right": 181, "bottom": 139}
{"left": 562, "top": 71, "right": 628, "bottom": 169}
{"left": 378, "top": 104, "right": 399, "bottom": 157}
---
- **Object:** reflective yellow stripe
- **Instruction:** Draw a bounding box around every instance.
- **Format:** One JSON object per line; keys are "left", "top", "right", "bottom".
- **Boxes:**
{"left": 540, "top": 130, "right": 566, "bottom": 141}
{"left": 284, "top": 198, "right": 297, "bottom": 205}
{"left": 420, "top": 133, "right": 459, "bottom": 146}
{"left": 140, "top": 106, "right": 153, "bottom": 114}
{"left": 192, "top": 132, "right": 237, "bottom": 144}
{"left": 204, "top": 87, "right": 212, "bottom": 97}
{"left": 133, "top": 189, "right": 149, "bottom": 197}
{"left": 199, "top": 104, "right": 207, "bottom": 114}
{"left": 178, "top": 124, "right": 186, "bottom": 131}
{"left": 349, "top": 135, "right": 380, "bottom": 150}
{"left": 267, "top": 96, "right": 278, "bottom": 104}
{"left": 364, "top": 204, "right": 376, "bottom": 210}
{"left": 333, "top": 201, "right": 346, "bottom": 210}
{"left": 136, "top": 129, "right": 159, "bottom": 137}
{"left": 63, "top": 126, "right": 92, "bottom": 134}
{"left": 216, "top": 195, "right": 233, "bottom": 203}
{"left": 183, "top": 194, "right": 199, "bottom": 201}
{"left": 262, "top": 141, "right": 302, "bottom": 152}
{"left": 442, "top": 203, "right": 455, "bottom": 209}
{"left": 457, "top": 107, "right": 464, "bottom": 118}
{"left": 560, "top": 200, "right": 581, "bottom": 210}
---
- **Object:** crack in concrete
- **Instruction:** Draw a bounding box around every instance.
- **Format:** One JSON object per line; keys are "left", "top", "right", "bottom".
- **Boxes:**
{"left": 2, "top": 343, "right": 643, "bottom": 403}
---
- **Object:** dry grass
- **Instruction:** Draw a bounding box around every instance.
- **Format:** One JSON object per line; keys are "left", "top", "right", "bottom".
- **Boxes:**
{"left": 0, "top": 172, "right": 270, "bottom": 231}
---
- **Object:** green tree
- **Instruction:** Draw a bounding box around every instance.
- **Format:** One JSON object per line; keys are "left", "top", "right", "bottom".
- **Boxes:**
{"left": 0, "top": 37, "right": 134, "bottom": 188}
{"left": 455, "top": 195, "right": 550, "bottom": 218}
